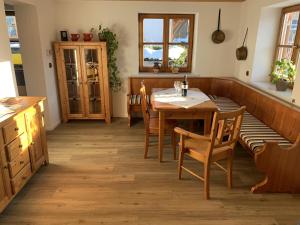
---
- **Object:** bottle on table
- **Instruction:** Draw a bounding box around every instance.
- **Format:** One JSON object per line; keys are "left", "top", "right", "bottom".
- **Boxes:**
{"left": 182, "top": 74, "right": 188, "bottom": 97}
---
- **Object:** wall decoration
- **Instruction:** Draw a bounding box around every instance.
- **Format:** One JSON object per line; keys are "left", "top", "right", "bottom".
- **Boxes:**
{"left": 212, "top": 9, "right": 225, "bottom": 44}
{"left": 60, "top": 31, "right": 68, "bottom": 41}
{"left": 236, "top": 28, "right": 248, "bottom": 61}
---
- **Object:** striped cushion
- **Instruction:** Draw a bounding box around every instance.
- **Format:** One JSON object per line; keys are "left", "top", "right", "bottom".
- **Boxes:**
{"left": 209, "top": 95, "right": 292, "bottom": 153}
{"left": 129, "top": 94, "right": 150, "bottom": 105}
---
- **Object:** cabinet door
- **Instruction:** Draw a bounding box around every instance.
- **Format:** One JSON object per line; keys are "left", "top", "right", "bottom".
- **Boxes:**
{"left": 80, "top": 46, "right": 105, "bottom": 118}
{"left": 60, "top": 46, "right": 85, "bottom": 118}
{"left": 25, "top": 107, "right": 45, "bottom": 171}
{"left": 0, "top": 132, "right": 12, "bottom": 211}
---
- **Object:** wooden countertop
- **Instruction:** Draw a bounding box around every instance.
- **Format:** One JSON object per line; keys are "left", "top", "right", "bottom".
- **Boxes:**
{"left": 0, "top": 97, "right": 46, "bottom": 126}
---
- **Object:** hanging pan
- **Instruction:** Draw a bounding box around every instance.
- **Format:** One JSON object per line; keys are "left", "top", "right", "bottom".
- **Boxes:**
{"left": 212, "top": 9, "right": 225, "bottom": 44}
{"left": 236, "top": 28, "right": 248, "bottom": 61}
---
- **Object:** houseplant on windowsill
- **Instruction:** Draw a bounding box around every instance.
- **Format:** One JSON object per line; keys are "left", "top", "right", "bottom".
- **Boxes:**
{"left": 270, "top": 58, "right": 296, "bottom": 91}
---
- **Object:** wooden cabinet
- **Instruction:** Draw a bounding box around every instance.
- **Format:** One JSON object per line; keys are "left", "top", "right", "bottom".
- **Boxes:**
{"left": 54, "top": 42, "right": 111, "bottom": 124}
{"left": 0, "top": 97, "right": 48, "bottom": 212}
{"left": 25, "top": 104, "right": 48, "bottom": 172}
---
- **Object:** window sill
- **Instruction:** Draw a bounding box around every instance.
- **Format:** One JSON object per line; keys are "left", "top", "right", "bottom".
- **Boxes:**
{"left": 250, "top": 81, "right": 294, "bottom": 103}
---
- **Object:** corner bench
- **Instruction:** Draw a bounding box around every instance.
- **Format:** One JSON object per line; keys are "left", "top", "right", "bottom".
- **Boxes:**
{"left": 127, "top": 76, "right": 300, "bottom": 193}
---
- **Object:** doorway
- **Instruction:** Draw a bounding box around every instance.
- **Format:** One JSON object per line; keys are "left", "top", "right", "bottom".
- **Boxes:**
{"left": 5, "top": 3, "right": 27, "bottom": 96}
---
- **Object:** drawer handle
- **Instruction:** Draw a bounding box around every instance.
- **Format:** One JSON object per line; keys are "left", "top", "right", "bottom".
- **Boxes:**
{"left": 19, "top": 161, "right": 25, "bottom": 165}
{"left": 14, "top": 128, "right": 19, "bottom": 131}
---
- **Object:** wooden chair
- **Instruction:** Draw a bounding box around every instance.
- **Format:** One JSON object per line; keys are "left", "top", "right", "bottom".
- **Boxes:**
{"left": 175, "top": 106, "right": 246, "bottom": 199}
{"left": 140, "top": 83, "right": 177, "bottom": 160}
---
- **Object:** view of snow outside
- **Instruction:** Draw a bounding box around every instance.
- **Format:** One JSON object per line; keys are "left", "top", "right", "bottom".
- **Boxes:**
{"left": 143, "top": 18, "right": 189, "bottom": 67}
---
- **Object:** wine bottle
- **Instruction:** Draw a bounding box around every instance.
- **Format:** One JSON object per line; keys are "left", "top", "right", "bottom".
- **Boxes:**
{"left": 182, "top": 75, "right": 188, "bottom": 97}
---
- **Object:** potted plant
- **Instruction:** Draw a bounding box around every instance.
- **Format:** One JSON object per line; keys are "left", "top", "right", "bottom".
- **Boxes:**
{"left": 270, "top": 59, "right": 296, "bottom": 91}
{"left": 91, "top": 25, "right": 121, "bottom": 92}
{"left": 153, "top": 61, "right": 160, "bottom": 73}
{"left": 170, "top": 60, "right": 180, "bottom": 74}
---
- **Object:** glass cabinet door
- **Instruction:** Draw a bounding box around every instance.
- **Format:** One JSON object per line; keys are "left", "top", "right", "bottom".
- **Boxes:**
{"left": 61, "top": 47, "right": 84, "bottom": 116}
{"left": 81, "top": 47, "right": 104, "bottom": 116}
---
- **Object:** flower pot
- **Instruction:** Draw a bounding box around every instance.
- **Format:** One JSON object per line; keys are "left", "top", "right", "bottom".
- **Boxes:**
{"left": 171, "top": 67, "right": 179, "bottom": 74}
{"left": 83, "top": 33, "right": 93, "bottom": 42}
{"left": 276, "top": 79, "right": 289, "bottom": 91}
{"left": 71, "top": 33, "right": 80, "bottom": 41}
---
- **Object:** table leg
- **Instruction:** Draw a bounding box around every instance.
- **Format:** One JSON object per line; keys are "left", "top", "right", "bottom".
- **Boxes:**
{"left": 158, "top": 111, "right": 165, "bottom": 162}
{"left": 204, "top": 112, "right": 212, "bottom": 135}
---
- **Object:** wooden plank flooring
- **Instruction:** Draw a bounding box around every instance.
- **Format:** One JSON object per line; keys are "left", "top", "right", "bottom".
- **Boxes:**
{"left": 0, "top": 119, "right": 299, "bottom": 225}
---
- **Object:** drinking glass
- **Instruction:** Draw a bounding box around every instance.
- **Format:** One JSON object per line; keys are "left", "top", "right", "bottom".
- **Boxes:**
{"left": 174, "top": 81, "right": 181, "bottom": 96}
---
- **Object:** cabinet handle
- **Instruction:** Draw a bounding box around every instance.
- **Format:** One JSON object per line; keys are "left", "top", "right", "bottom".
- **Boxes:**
{"left": 3, "top": 166, "right": 8, "bottom": 169}
{"left": 31, "top": 142, "right": 35, "bottom": 146}
{"left": 19, "top": 144, "right": 23, "bottom": 148}
{"left": 19, "top": 161, "right": 24, "bottom": 165}
{"left": 14, "top": 128, "right": 19, "bottom": 131}
{"left": 22, "top": 176, "right": 27, "bottom": 180}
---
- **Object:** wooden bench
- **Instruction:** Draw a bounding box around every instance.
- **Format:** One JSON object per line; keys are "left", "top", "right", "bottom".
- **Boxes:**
{"left": 127, "top": 76, "right": 300, "bottom": 193}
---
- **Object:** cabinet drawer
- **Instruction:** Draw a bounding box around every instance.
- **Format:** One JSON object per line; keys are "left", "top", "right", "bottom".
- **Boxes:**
{"left": 3, "top": 115, "right": 26, "bottom": 144}
{"left": 11, "top": 164, "right": 31, "bottom": 194}
{"left": 8, "top": 149, "right": 30, "bottom": 178}
{"left": 6, "top": 133, "right": 28, "bottom": 162}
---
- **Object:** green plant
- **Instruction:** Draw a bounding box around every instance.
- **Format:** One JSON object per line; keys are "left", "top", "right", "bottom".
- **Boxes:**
{"left": 270, "top": 59, "right": 296, "bottom": 87}
{"left": 92, "top": 25, "right": 121, "bottom": 92}
{"left": 170, "top": 48, "right": 188, "bottom": 68}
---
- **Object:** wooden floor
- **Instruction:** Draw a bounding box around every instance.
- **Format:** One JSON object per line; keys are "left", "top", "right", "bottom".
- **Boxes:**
{"left": 0, "top": 119, "right": 299, "bottom": 225}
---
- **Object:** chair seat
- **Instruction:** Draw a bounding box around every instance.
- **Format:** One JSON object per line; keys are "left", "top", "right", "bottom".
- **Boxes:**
{"left": 183, "top": 138, "right": 233, "bottom": 162}
{"left": 149, "top": 117, "right": 177, "bottom": 134}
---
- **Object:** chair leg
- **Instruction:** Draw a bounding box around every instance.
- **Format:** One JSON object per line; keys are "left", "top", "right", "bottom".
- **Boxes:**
{"left": 178, "top": 148, "right": 184, "bottom": 180}
{"left": 171, "top": 131, "right": 177, "bottom": 160}
{"left": 204, "top": 162, "right": 210, "bottom": 200}
{"left": 144, "top": 131, "right": 149, "bottom": 159}
{"left": 227, "top": 154, "right": 233, "bottom": 189}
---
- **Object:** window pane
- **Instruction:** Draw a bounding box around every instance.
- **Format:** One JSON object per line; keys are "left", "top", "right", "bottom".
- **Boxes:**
{"left": 143, "top": 44, "right": 163, "bottom": 67}
{"left": 280, "top": 11, "right": 299, "bottom": 45}
{"left": 277, "top": 47, "right": 293, "bottom": 61}
{"left": 143, "top": 19, "right": 163, "bottom": 42}
{"left": 168, "top": 45, "right": 188, "bottom": 67}
{"left": 169, "top": 19, "right": 189, "bottom": 43}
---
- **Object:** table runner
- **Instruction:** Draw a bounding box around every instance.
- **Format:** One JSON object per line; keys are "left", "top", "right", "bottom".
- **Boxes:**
{"left": 153, "top": 88, "right": 211, "bottom": 109}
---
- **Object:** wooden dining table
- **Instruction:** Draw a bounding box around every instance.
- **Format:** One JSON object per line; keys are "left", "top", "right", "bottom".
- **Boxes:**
{"left": 151, "top": 88, "right": 219, "bottom": 162}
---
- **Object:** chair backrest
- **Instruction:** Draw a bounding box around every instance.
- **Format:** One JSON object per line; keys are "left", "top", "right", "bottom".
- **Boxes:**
{"left": 140, "top": 82, "right": 150, "bottom": 128}
{"left": 208, "top": 106, "right": 246, "bottom": 155}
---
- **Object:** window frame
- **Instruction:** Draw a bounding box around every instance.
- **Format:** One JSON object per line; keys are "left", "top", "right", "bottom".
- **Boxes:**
{"left": 138, "top": 13, "right": 195, "bottom": 73}
{"left": 274, "top": 5, "right": 300, "bottom": 66}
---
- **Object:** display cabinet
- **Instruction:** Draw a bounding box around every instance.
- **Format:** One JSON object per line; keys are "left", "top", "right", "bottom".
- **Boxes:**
{"left": 54, "top": 42, "right": 111, "bottom": 124}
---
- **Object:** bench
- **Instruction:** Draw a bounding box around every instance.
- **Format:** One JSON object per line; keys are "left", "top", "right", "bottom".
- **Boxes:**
{"left": 127, "top": 76, "right": 300, "bottom": 193}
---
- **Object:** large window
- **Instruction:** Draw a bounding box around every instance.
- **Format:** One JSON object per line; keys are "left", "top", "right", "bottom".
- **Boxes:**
{"left": 275, "top": 5, "right": 300, "bottom": 65}
{"left": 138, "top": 14, "right": 194, "bottom": 73}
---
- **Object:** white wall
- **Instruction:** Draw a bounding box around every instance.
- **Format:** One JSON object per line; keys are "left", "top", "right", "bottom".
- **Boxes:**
{"left": 55, "top": 1, "right": 242, "bottom": 117}
{"left": 14, "top": 0, "right": 60, "bottom": 130}
{"left": 0, "top": 0, "right": 18, "bottom": 98}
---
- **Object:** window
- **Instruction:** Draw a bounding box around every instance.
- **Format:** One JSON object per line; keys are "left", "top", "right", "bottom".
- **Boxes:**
{"left": 138, "top": 14, "right": 194, "bottom": 73}
{"left": 274, "top": 5, "right": 300, "bottom": 65}
{"left": 6, "top": 15, "right": 18, "bottom": 40}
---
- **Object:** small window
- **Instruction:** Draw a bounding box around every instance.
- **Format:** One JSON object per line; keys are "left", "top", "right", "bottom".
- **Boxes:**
{"left": 274, "top": 5, "right": 300, "bottom": 65}
{"left": 6, "top": 15, "right": 18, "bottom": 40}
{"left": 138, "top": 14, "right": 195, "bottom": 73}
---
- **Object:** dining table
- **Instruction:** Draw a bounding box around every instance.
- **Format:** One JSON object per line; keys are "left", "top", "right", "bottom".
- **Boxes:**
{"left": 151, "top": 88, "right": 219, "bottom": 162}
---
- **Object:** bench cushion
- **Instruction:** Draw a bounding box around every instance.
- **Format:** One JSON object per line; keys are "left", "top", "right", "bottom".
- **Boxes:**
{"left": 209, "top": 95, "right": 292, "bottom": 153}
